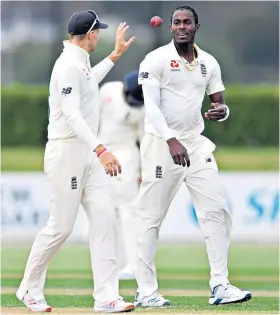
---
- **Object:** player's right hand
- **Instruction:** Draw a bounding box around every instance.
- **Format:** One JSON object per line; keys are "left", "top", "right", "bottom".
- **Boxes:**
{"left": 99, "top": 152, "right": 122, "bottom": 177}
{"left": 166, "top": 138, "right": 190, "bottom": 167}
{"left": 114, "top": 22, "right": 136, "bottom": 56}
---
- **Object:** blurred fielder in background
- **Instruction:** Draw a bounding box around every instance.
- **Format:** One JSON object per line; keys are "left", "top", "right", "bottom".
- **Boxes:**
{"left": 98, "top": 71, "right": 145, "bottom": 280}
{"left": 134, "top": 5, "right": 252, "bottom": 307}
{"left": 16, "top": 9, "right": 136, "bottom": 313}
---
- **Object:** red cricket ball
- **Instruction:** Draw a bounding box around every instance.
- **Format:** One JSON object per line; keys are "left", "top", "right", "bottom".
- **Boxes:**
{"left": 150, "top": 16, "right": 163, "bottom": 28}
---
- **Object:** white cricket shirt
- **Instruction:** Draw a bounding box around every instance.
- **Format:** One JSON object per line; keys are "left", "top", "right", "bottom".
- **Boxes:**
{"left": 48, "top": 41, "right": 114, "bottom": 150}
{"left": 98, "top": 81, "right": 145, "bottom": 150}
{"left": 138, "top": 40, "right": 225, "bottom": 141}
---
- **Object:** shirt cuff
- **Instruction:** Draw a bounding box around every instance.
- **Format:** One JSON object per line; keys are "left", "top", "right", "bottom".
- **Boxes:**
{"left": 163, "top": 130, "right": 177, "bottom": 141}
{"left": 103, "top": 56, "right": 115, "bottom": 67}
{"left": 218, "top": 105, "right": 230, "bottom": 122}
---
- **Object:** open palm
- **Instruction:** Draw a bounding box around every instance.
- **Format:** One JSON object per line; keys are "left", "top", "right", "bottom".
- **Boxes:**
{"left": 114, "top": 22, "right": 136, "bottom": 55}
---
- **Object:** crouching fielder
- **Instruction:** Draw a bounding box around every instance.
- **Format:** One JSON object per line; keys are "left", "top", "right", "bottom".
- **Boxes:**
{"left": 16, "top": 9, "right": 136, "bottom": 313}
{"left": 134, "top": 5, "right": 252, "bottom": 308}
{"left": 98, "top": 71, "right": 145, "bottom": 279}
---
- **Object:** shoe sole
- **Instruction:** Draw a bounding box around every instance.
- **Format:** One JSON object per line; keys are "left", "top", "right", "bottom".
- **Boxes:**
{"left": 210, "top": 293, "right": 252, "bottom": 305}
{"left": 121, "top": 305, "right": 135, "bottom": 313}
{"left": 135, "top": 301, "right": 171, "bottom": 307}
{"left": 28, "top": 306, "right": 52, "bottom": 312}
{"left": 94, "top": 305, "right": 135, "bottom": 313}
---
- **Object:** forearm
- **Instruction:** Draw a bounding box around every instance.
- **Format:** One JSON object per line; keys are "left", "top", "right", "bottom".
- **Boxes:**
{"left": 143, "top": 85, "right": 176, "bottom": 141}
{"left": 66, "top": 114, "right": 101, "bottom": 150}
{"left": 91, "top": 56, "right": 115, "bottom": 84}
{"left": 61, "top": 99, "right": 101, "bottom": 150}
{"left": 108, "top": 50, "right": 122, "bottom": 63}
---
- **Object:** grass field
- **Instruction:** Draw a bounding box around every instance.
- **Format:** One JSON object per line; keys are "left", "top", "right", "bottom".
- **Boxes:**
{"left": 1, "top": 244, "right": 279, "bottom": 314}
{"left": 1, "top": 146, "right": 279, "bottom": 171}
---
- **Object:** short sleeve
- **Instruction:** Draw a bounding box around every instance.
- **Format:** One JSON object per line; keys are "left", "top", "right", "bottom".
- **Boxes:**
{"left": 138, "top": 55, "right": 161, "bottom": 87}
{"left": 206, "top": 58, "right": 225, "bottom": 95}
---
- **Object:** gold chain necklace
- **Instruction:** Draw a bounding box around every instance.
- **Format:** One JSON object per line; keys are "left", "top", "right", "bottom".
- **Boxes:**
{"left": 180, "top": 48, "right": 197, "bottom": 72}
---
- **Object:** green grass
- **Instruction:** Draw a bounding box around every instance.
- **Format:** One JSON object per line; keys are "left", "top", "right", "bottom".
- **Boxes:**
{"left": 1, "top": 295, "right": 279, "bottom": 313}
{"left": 1, "top": 244, "right": 279, "bottom": 313}
{"left": 1, "top": 146, "right": 279, "bottom": 171}
{"left": 1, "top": 244, "right": 279, "bottom": 275}
{"left": 214, "top": 146, "right": 279, "bottom": 171}
{"left": 1, "top": 147, "right": 45, "bottom": 171}
{"left": 2, "top": 277, "right": 278, "bottom": 291}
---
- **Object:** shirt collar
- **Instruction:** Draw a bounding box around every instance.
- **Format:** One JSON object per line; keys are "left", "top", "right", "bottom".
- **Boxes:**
{"left": 167, "top": 40, "right": 204, "bottom": 63}
{"left": 63, "top": 40, "right": 90, "bottom": 62}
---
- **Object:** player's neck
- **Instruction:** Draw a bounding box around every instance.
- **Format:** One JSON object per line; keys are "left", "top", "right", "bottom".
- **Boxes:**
{"left": 174, "top": 41, "right": 195, "bottom": 62}
{"left": 69, "top": 39, "right": 91, "bottom": 53}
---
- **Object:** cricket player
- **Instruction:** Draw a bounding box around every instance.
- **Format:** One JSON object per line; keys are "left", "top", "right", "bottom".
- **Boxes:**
{"left": 98, "top": 71, "right": 145, "bottom": 279}
{"left": 16, "top": 10, "right": 136, "bottom": 313}
{"left": 134, "top": 5, "right": 252, "bottom": 307}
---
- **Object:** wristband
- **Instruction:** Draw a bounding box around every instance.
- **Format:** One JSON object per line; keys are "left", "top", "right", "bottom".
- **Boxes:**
{"left": 218, "top": 105, "right": 230, "bottom": 122}
{"left": 97, "top": 148, "right": 107, "bottom": 158}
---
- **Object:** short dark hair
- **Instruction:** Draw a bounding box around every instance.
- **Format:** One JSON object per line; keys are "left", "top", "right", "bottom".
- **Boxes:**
{"left": 170, "top": 5, "right": 199, "bottom": 25}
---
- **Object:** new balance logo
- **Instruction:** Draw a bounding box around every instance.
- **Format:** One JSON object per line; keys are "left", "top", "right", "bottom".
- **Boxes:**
{"left": 139, "top": 72, "right": 149, "bottom": 79}
{"left": 109, "top": 301, "right": 118, "bottom": 308}
{"left": 155, "top": 166, "right": 162, "bottom": 179}
{"left": 71, "top": 176, "right": 77, "bottom": 189}
{"left": 61, "top": 87, "right": 72, "bottom": 95}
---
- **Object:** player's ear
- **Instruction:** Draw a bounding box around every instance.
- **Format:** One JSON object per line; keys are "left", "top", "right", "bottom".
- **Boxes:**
{"left": 195, "top": 23, "right": 200, "bottom": 31}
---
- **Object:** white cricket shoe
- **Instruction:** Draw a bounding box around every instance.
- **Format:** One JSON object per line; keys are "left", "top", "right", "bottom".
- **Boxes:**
{"left": 209, "top": 284, "right": 252, "bottom": 305}
{"left": 134, "top": 290, "right": 171, "bottom": 307}
{"left": 94, "top": 298, "right": 135, "bottom": 313}
{"left": 16, "top": 291, "right": 52, "bottom": 312}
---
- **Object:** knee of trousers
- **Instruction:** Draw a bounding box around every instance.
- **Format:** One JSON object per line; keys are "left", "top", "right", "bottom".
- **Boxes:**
{"left": 138, "top": 203, "right": 164, "bottom": 229}
{"left": 143, "top": 215, "right": 163, "bottom": 229}
{"left": 196, "top": 209, "right": 232, "bottom": 238}
{"left": 138, "top": 190, "right": 165, "bottom": 227}
{"left": 46, "top": 218, "right": 75, "bottom": 241}
{"left": 136, "top": 214, "right": 162, "bottom": 247}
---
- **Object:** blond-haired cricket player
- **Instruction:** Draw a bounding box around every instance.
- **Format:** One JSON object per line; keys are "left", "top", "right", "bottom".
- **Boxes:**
{"left": 16, "top": 9, "right": 136, "bottom": 313}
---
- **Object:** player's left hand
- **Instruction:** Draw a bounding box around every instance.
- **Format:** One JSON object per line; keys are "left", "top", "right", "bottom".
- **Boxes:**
{"left": 205, "top": 103, "right": 227, "bottom": 121}
{"left": 114, "top": 22, "right": 136, "bottom": 56}
{"left": 99, "top": 151, "right": 122, "bottom": 177}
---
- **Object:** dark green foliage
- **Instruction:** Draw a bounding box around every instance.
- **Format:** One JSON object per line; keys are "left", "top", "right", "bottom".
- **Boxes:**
{"left": 1, "top": 85, "right": 278, "bottom": 146}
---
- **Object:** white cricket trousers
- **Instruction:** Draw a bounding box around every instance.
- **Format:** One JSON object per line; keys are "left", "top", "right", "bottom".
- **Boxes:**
{"left": 112, "top": 147, "right": 140, "bottom": 272}
{"left": 136, "top": 134, "right": 232, "bottom": 297}
{"left": 17, "top": 139, "right": 119, "bottom": 307}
